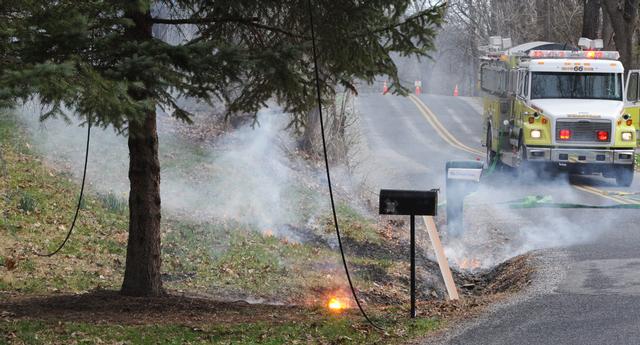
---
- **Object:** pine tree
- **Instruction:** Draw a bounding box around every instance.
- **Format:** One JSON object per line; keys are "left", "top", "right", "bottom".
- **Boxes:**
{"left": 0, "top": 0, "right": 444, "bottom": 296}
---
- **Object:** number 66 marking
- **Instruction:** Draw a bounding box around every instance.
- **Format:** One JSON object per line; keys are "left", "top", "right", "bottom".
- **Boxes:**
{"left": 574, "top": 66, "right": 584, "bottom": 72}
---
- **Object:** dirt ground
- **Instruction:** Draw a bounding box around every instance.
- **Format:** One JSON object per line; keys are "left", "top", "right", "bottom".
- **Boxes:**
{"left": 0, "top": 290, "right": 314, "bottom": 327}
{"left": 0, "top": 255, "right": 533, "bottom": 328}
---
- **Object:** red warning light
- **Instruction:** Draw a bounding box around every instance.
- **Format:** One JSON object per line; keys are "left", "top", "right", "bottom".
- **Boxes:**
{"left": 597, "top": 131, "right": 609, "bottom": 141}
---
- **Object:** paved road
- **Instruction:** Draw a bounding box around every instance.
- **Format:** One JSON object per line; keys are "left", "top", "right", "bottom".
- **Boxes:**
{"left": 356, "top": 92, "right": 640, "bottom": 345}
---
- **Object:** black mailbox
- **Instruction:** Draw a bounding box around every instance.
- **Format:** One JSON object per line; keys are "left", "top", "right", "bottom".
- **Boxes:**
{"left": 378, "top": 188, "right": 438, "bottom": 318}
{"left": 379, "top": 189, "right": 438, "bottom": 216}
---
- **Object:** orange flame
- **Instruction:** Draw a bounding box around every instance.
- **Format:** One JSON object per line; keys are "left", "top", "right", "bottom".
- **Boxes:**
{"left": 327, "top": 297, "right": 346, "bottom": 312}
{"left": 457, "top": 257, "right": 481, "bottom": 270}
{"left": 470, "top": 258, "right": 481, "bottom": 269}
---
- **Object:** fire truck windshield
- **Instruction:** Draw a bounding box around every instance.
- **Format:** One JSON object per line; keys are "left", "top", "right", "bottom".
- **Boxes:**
{"left": 530, "top": 72, "right": 622, "bottom": 100}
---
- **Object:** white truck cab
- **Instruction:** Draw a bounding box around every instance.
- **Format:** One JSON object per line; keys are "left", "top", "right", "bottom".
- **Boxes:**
{"left": 481, "top": 40, "right": 638, "bottom": 186}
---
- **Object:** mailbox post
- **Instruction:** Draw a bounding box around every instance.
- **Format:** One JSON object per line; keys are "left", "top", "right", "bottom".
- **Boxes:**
{"left": 445, "top": 161, "right": 483, "bottom": 237}
{"left": 379, "top": 189, "right": 438, "bottom": 318}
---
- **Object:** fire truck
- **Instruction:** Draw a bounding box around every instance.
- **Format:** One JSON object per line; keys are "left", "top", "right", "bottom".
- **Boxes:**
{"left": 480, "top": 37, "right": 638, "bottom": 186}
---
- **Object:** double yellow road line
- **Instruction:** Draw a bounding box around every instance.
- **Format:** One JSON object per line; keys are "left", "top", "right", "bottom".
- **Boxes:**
{"left": 573, "top": 184, "right": 640, "bottom": 205}
{"left": 408, "top": 94, "right": 484, "bottom": 156}
{"left": 407, "top": 94, "right": 639, "bottom": 206}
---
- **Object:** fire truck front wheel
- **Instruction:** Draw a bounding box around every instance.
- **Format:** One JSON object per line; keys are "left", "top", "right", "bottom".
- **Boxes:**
{"left": 615, "top": 164, "right": 634, "bottom": 187}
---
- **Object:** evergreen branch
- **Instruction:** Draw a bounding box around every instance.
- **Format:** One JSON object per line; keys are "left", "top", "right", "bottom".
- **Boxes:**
{"left": 152, "top": 2, "right": 444, "bottom": 41}
{"left": 151, "top": 16, "right": 307, "bottom": 39}
{"left": 352, "top": 2, "right": 446, "bottom": 38}
{"left": 150, "top": 15, "right": 255, "bottom": 25}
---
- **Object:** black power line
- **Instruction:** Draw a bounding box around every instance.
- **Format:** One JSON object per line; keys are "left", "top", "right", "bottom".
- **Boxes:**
{"left": 37, "top": 121, "right": 91, "bottom": 257}
{"left": 305, "top": 0, "right": 384, "bottom": 331}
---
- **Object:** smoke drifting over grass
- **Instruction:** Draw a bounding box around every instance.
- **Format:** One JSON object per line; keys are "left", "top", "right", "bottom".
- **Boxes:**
{"left": 15, "top": 104, "right": 357, "bottom": 240}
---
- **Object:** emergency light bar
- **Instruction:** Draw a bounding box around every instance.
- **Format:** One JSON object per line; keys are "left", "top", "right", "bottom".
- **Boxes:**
{"left": 529, "top": 50, "right": 620, "bottom": 60}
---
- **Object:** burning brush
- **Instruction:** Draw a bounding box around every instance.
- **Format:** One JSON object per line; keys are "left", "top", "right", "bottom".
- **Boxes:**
{"left": 327, "top": 297, "right": 347, "bottom": 312}
{"left": 457, "top": 257, "right": 482, "bottom": 271}
{"left": 321, "top": 289, "right": 351, "bottom": 314}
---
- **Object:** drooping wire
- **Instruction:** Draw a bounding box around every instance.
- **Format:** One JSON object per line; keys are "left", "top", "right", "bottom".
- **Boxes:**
{"left": 37, "top": 120, "right": 91, "bottom": 257}
{"left": 305, "top": 0, "right": 384, "bottom": 331}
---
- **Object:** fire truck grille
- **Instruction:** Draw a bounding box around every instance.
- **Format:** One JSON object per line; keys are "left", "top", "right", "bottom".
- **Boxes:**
{"left": 555, "top": 119, "right": 611, "bottom": 143}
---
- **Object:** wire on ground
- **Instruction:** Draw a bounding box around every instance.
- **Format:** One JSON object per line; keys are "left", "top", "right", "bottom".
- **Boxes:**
{"left": 306, "top": 0, "right": 384, "bottom": 331}
{"left": 36, "top": 121, "right": 91, "bottom": 257}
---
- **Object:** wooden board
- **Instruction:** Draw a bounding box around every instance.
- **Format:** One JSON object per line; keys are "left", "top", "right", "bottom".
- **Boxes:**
{"left": 423, "top": 216, "right": 459, "bottom": 300}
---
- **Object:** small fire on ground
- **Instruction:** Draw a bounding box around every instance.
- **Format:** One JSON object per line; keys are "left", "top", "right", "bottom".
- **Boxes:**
{"left": 327, "top": 297, "right": 348, "bottom": 313}
{"left": 262, "top": 228, "right": 300, "bottom": 245}
{"left": 457, "top": 257, "right": 482, "bottom": 270}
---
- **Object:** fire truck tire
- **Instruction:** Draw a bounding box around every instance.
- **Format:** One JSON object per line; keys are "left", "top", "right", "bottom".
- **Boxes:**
{"left": 615, "top": 165, "right": 634, "bottom": 187}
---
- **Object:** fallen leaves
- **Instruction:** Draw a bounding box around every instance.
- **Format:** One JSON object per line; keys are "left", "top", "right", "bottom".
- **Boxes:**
{"left": 4, "top": 257, "right": 17, "bottom": 271}
{"left": 114, "top": 232, "right": 128, "bottom": 245}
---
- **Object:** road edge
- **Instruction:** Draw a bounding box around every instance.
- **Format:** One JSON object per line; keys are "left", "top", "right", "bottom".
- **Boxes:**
{"left": 415, "top": 248, "right": 571, "bottom": 345}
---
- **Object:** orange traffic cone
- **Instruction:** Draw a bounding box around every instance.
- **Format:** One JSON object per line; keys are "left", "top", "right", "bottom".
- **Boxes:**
{"left": 453, "top": 84, "right": 459, "bottom": 97}
{"left": 382, "top": 81, "right": 389, "bottom": 95}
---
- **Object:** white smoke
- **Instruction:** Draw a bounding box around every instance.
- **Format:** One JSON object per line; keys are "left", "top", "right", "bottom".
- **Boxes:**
{"left": 443, "top": 174, "right": 609, "bottom": 269}
{"left": 15, "top": 103, "right": 357, "bottom": 240}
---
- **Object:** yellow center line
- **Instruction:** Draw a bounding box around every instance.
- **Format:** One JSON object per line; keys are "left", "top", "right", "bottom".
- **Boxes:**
{"left": 408, "top": 94, "right": 484, "bottom": 157}
{"left": 408, "top": 95, "right": 463, "bottom": 151}
{"left": 574, "top": 184, "right": 640, "bottom": 205}
{"left": 572, "top": 185, "right": 629, "bottom": 204}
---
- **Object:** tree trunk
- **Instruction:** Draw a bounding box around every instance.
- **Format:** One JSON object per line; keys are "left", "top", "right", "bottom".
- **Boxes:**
{"left": 582, "top": 0, "right": 602, "bottom": 39}
{"left": 121, "top": 110, "right": 163, "bottom": 296}
{"left": 602, "top": 0, "right": 638, "bottom": 69}
{"left": 602, "top": 7, "right": 616, "bottom": 49}
{"left": 300, "top": 107, "right": 320, "bottom": 154}
{"left": 120, "top": 8, "right": 164, "bottom": 297}
{"left": 536, "top": 0, "right": 551, "bottom": 41}
{"left": 0, "top": 148, "right": 6, "bottom": 177}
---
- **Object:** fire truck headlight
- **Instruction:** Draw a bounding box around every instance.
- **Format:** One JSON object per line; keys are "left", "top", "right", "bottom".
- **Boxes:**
{"left": 530, "top": 129, "right": 542, "bottom": 139}
{"left": 622, "top": 131, "right": 634, "bottom": 141}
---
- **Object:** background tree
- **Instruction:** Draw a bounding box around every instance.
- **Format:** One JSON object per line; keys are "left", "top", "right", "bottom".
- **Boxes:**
{"left": 602, "top": 0, "right": 639, "bottom": 68}
{"left": 0, "top": 0, "right": 444, "bottom": 296}
{"left": 582, "top": 0, "right": 602, "bottom": 39}
{"left": 407, "top": 0, "right": 584, "bottom": 97}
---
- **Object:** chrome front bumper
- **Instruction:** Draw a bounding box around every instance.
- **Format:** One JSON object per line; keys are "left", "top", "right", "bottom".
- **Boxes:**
{"left": 525, "top": 147, "right": 636, "bottom": 165}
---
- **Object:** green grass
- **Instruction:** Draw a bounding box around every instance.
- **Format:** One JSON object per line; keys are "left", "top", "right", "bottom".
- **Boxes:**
{"left": 0, "top": 110, "right": 128, "bottom": 293}
{"left": 0, "top": 110, "right": 398, "bottom": 298}
{"left": 0, "top": 110, "right": 390, "bottom": 299}
{"left": 161, "top": 219, "right": 345, "bottom": 299}
{"left": 17, "top": 192, "right": 37, "bottom": 213}
{"left": 0, "top": 110, "right": 447, "bottom": 343}
{"left": 332, "top": 202, "right": 382, "bottom": 244}
{"left": 96, "top": 191, "right": 128, "bottom": 214}
{"left": 0, "top": 317, "right": 441, "bottom": 345}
